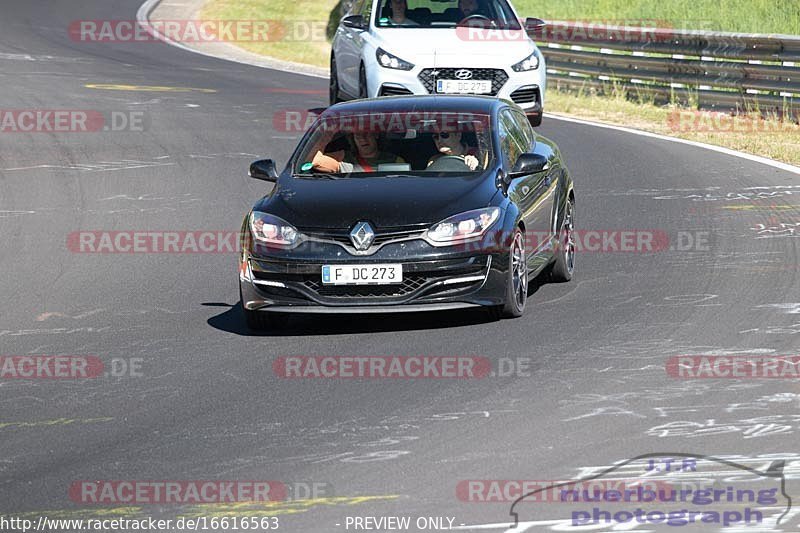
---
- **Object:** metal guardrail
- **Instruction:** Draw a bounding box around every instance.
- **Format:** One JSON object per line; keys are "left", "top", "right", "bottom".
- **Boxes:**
{"left": 529, "top": 22, "right": 800, "bottom": 116}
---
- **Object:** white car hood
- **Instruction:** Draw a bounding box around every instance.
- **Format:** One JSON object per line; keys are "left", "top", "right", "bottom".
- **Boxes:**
{"left": 376, "top": 28, "right": 535, "bottom": 68}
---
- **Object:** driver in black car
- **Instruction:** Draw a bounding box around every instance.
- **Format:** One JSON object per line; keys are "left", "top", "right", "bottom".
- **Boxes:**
{"left": 426, "top": 129, "right": 480, "bottom": 170}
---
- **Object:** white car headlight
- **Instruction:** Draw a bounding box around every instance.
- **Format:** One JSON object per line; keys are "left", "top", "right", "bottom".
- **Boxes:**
{"left": 427, "top": 207, "right": 501, "bottom": 245}
{"left": 511, "top": 50, "right": 540, "bottom": 72}
{"left": 249, "top": 212, "right": 301, "bottom": 248}
{"left": 376, "top": 48, "right": 415, "bottom": 71}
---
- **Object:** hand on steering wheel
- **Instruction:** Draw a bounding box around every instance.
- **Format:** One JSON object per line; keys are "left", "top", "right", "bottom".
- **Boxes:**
{"left": 463, "top": 155, "right": 479, "bottom": 170}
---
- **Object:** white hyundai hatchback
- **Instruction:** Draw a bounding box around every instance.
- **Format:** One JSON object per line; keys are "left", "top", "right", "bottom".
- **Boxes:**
{"left": 330, "top": 0, "right": 547, "bottom": 125}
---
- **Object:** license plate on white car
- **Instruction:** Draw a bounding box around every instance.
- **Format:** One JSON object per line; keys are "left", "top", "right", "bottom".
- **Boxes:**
{"left": 321, "top": 264, "right": 403, "bottom": 285}
{"left": 436, "top": 79, "right": 492, "bottom": 94}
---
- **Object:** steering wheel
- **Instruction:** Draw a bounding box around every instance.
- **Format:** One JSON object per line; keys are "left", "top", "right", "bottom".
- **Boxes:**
{"left": 427, "top": 155, "right": 471, "bottom": 172}
{"left": 458, "top": 14, "right": 495, "bottom": 27}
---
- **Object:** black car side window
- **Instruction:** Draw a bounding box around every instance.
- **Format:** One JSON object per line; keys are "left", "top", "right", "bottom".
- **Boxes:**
{"left": 510, "top": 109, "right": 535, "bottom": 149}
{"left": 498, "top": 112, "right": 523, "bottom": 169}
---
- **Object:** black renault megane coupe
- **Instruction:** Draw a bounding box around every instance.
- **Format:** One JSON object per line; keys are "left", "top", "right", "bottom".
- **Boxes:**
{"left": 239, "top": 95, "right": 574, "bottom": 329}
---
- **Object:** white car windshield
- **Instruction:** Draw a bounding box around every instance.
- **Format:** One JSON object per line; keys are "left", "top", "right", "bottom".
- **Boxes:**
{"left": 375, "top": 0, "right": 521, "bottom": 29}
{"left": 293, "top": 111, "right": 494, "bottom": 177}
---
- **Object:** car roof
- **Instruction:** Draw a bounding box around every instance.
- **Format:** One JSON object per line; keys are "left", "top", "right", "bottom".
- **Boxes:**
{"left": 322, "top": 95, "right": 507, "bottom": 117}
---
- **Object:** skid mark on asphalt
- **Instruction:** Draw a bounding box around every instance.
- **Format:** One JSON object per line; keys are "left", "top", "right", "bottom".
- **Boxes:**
{"left": 0, "top": 52, "right": 91, "bottom": 63}
{"left": 2, "top": 161, "right": 175, "bottom": 172}
{"left": 0, "top": 210, "right": 36, "bottom": 217}
{"left": 36, "top": 309, "right": 106, "bottom": 322}
{"left": 0, "top": 417, "right": 113, "bottom": 430}
{"left": 85, "top": 84, "right": 216, "bottom": 93}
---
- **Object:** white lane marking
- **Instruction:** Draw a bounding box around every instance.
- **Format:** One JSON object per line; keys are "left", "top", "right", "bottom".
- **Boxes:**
{"left": 0, "top": 52, "right": 90, "bottom": 63}
{"left": 137, "top": 0, "right": 800, "bottom": 178}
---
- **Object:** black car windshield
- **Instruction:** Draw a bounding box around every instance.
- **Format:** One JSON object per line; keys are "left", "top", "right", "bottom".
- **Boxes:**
{"left": 375, "top": 0, "right": 520, "bottom": 29}
{"left": 294, "top": 111, "right": 494, "bottom": 177}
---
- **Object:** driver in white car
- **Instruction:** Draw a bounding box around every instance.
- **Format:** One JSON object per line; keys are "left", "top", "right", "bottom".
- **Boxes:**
{"left": 456, "top": 0, "right": 483, "bottom": 20}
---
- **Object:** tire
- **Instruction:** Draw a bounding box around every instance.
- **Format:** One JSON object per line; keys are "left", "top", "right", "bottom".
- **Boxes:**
{"left": 550, "top": 197, "right": 575, "bottom": 282}
{"left": 490, "top": 229, "right": 528, "bottom": 319}
{"left": 527, "top": 112, "right": 543, "bottom": 127}
{"left": 329, "top": 55, "right": 342, "bottom": 106}
{"left": 358, "top": 64, "right": 368, "bottom": 99}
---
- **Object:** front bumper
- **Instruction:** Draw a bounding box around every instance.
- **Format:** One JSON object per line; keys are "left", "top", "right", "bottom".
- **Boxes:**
{"left": 239, "top": 238, "right": 511, "bottom": 314}
{"left": 367, "top": 62, "right": 545, "bottom": 113}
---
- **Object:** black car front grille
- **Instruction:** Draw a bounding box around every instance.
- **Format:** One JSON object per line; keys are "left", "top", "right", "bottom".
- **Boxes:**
{"left": 303, "top": 275, "right": 427, "bottom": 298}
{"left": 510, "top": 85, "right": 539, "bottom": 104}
{"left": 379, "top": 84, "right": 414, "bottom": 97}
{"left": 418, "top": 68, "right": 508, "bottom": 95}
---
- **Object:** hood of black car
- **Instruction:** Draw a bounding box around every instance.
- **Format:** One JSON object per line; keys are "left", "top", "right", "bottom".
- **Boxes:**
{"left": 255, "top": 174, "right": 497, "bottom": 230}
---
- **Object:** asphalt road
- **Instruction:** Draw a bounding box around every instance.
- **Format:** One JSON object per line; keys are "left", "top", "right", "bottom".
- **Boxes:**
{"left": 2, "top": 1, "right": 800, "bottom": 532}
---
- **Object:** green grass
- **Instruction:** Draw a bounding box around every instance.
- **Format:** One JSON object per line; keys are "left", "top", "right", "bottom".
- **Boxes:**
{"left": 515, "top": 0, "right": 800, "bottom": 35}
{"left": 200, "top": 0, "right": 338, "bottom": 67}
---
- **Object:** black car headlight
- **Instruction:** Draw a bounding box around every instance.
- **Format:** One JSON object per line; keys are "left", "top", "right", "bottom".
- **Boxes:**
{"left": 376, "top": 48, "right": 415, "bottom": 71}
{"left": 426, "top": 207, "right": 501, "bottom": 245}
{"left": 249, "top": 211, "right": 302, "bottom": 248}
{"left": 511, "top": 49, "right": 540, "bottom": 72}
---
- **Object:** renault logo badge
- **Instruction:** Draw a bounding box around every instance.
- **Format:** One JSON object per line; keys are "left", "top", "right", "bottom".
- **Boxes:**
{"left": 349, "top": 221, "right": 375, "bottom": 251}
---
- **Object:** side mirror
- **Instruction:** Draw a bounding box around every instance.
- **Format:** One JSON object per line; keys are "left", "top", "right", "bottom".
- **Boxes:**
{"left": 342, "top": 15, "right": 366, "bottom": 30}
{"left": 249, "top": 159, "right": 279, "bottom": 182}
{"left": 525, "top": 17, "right": 547, "bottom": 40}
{"left": 509, "top": 153, "right": 549, "bottom": 178}
{"left": 524, "top": 17, "right": 546, "bottom": 31}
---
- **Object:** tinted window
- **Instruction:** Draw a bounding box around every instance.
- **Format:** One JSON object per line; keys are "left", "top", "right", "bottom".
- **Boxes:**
{"left": 498, "top": 112, "right": 523, "bottom": 169}
{"left": 510, "top": 109, "right": 535, "bottom": 149}
{"left": 293, "top": 111, "right": 494, "bottom": 176}
{"left": 375, "top": 0, "right": 520, "bottom": 28}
